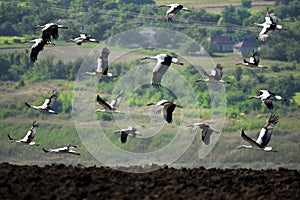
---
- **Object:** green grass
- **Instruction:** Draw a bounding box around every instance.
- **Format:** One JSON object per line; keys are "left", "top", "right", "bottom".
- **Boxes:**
{"left": 293, "top": 92, "right": 300, "bottom": 105}
{"left": 0, "top": 49, "right": 299, "bottom": 168}
{"left": 0, "top": 36, "right": 25, "bottom": 43}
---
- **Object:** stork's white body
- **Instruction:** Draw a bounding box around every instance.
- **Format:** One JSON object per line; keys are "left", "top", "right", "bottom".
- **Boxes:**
{"left": 196, "top": 64, "right": 229, "bottom": 83}
{"left": 237, "top": 114, "right": 279, "bottom": 152}
{"left": 159, "top": 4, "right": 191, "bottom": 22}
{"left": 141, "top": 54, "right": 184, "bottom": 88}
{"left": 43, "top": 144, "right": 80, "bottom": 155}
{"left": 8, "top": 121, "right": 39, "bottom": 146}
{"left": 187, "top": 122, "right": 220, "bottom": 145}
{"left": 84, "top": 48, "right": 117, "bottom": 77}
{"left": 25, "top": 92, "right": 58, "bottom": 114}
{"left": 96, "top": 91, "right": 123, "bottom": 114}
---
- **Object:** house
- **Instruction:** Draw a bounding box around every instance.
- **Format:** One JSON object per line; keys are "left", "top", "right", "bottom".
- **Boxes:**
{"left": 233, "top": 40, "right": 259, "bottom": 57}
{"left": 207, "top": 36, "right": 233, "bottom": 52}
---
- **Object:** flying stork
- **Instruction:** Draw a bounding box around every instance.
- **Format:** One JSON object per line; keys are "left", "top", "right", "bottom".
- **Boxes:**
{"left": 96, "top": 91, "right": 123, "bottom": 113}
{"left": 67, "top": 33, "right": 99, "bottom": 45}
{"left": 8, "top": 121, "right": 39, "bottom": 146}
{"left": 187, "top": 122, "right": 220, "bottom": 145}
{"left": 237, "top": 113, "right": 279, "bottom": 152}
{"left": 34, "top": 23, "right": 68, "bottom": 44}
{"left": 115, "top": 126, "right": 141, "bottom": 143}
{"left": 42, "top": 144, "right": 80, "bottom": 155}
{"left": 147, "top": 100, "right": 183, "bottom": 123}
{"left": 253, "top": 8, "right": 283, "bottom": 41}
{"left": 141, "top": 54, "right": 184, "bottom": 88}
{"left": 25, "top": 38, "right": 47, "bottom": 63}
{"left": 249, "top": 89, "right": 287, "bottom": 110}
{"left": 25, "top": 90, "right": 59, "bottom": 114}
{"left": 159, "top": 4, "right": 191, "bottom": 22}
{"left": 236, "top": 50, "right": 267, "bottom": 68}
{"left": 195, "top": 64, "right": 230, "bottom": 83}
{"left": 83, "top": 47, "right": 117, "bottom": 77}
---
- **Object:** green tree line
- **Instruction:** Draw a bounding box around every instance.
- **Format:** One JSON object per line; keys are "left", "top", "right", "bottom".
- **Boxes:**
{"left": 1, "top": 0, "right": 300, "bottom": 62}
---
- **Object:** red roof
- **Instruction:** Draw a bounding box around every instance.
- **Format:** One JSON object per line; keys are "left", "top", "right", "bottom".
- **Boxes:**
{"left": 234, "top": 40, "right": 258, "bottom": 48}
{"left": 208, "top": 36, "right": 233, "bottom": 45}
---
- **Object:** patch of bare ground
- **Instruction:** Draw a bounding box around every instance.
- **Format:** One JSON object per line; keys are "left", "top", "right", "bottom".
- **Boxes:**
{"left": 185, "top": 1, "right": 276, "bottom": 12}
{"left": 0, "top": 163, "right": 299, "bottom": 199}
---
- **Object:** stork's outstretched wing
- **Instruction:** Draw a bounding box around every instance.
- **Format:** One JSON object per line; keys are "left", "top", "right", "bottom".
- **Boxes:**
{"left": 97, "top": 95, "right": 112, "bottom": 110}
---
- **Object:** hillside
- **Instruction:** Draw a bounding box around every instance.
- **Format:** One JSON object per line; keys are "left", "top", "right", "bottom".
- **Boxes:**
{"left": 0, "top": 45, "right": 299, "bottom": 169}
{"left": 0, "top": 0, "right": 299, "bottom": 170}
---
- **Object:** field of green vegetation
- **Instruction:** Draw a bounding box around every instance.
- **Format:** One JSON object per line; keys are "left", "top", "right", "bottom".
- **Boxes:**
{"left": 0, "top": 0, "right": 299, "bottom": 169}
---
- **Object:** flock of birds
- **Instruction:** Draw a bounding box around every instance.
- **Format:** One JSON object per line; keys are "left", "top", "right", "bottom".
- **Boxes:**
{"left": 9, "top": 4, "right": 288, "bottom": 157}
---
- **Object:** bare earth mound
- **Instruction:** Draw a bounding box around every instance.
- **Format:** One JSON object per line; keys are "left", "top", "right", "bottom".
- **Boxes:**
{"left": 0, "top": 163, "right": 299, "bottom": 199}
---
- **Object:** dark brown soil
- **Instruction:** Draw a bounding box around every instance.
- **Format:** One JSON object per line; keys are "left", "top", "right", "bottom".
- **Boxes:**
{"left": 0, "top": 163, "right": 299, "bottom": 200}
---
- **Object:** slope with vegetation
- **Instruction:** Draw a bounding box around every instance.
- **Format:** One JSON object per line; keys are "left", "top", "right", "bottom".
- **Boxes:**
{"left": 0, "top": 0, "right": 299, "bottom": 168}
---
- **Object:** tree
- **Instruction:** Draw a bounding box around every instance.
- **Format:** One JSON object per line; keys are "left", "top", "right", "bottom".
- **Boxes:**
{"left": 234, "top": 67, "right": 243, "bottom": 81}
{"left": 241, "top": 0, "right": 252, "bottom": 8}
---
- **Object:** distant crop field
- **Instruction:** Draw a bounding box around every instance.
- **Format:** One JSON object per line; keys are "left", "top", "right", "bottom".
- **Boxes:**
{"left": 155, "top": 0, "right": 276, "bottom": 12}
{"left": 0, "top": 36, "right": 26, "bottom": 47}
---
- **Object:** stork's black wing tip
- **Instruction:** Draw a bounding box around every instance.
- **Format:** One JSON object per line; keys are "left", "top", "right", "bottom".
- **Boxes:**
{"left": 42, "top": 148, "right": 49, "bottom": 153}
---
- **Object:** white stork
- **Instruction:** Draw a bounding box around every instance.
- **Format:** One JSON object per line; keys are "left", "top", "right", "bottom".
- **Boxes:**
{"left": 83, "top": 47, "right": 117, "bottom": 77}
{"left": 42, "top": 144, "right": 80, "bottom": 155}
{"left": 237, "top": 113, "right": 279, "bottom": 152}
{"left": 115, "top": 126, "right": 141, "bottom": 144}
{"left": 147, "top": 100, "right": 182, "bottom": 123}
{"left": 253, "top": 8, "right": 283, "bottom": 41}
{"left": 96, "top": 91, "right": 123, "bottom": 113}
{"left": 141, "top": 54, "right": 184, "bottom": 88}
{"left": 8, "top": 121, "right": 39, "bottom": 146}
{"left": 236, "top": 50, "right": 267, "bottom": 68}
{"left": 159, "top": 4, "right": 191, "bottom": 22}
{"left": 25, "top": 90, "right": 59, "bottom": 114}
{"left": 25, "top": 38, "right": 47, "bottom": 63}
{"left": 195, "top": 64, "right": 230, "bottom": 83}
{"left": 249, "top": 90, "right": 287, "bottom": 110}
{"left": 67, "top": 33, "right": 99, "bottom": 45}
{"left": 187, "top": 123, "right": 220, "bottom": 145}
{"left": 34, "top": 23, "right": 68, "bottom": 44}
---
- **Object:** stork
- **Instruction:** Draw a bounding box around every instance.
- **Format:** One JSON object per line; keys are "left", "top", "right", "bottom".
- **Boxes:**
{"left": 141, "top": 54, "right": 184, "bottom": 88}
{"left": 96, "top": 91, "right": 123, "bottom": 113}
{"left": 83, "top": 47, "right": 117, "bottom": 77}
{"left": 159, "top": 4, "right": 191, "bottom": 22}
{"left": 147, "top": 100, "right": 182, "bottom": 123}
{"left": 25, "top": 38, "right": 47, "bottom": 63}
{"left": 8, "top": 121, "right": 39, "bottom": 146}
{"left": 67, "top": 33, "right": 99, "bottom": 45}
{"left": 236, "top": 50, "right": 267, "bottom": 68}
{"left": 249, "top": 90, "right": 287, "bottom": 110}
{"left": 195, "top": 64, "right": 230, "bottom": 83}
{"left": 115, "top": 126, "right": 141, "bottom": 143}
{"left": 34, "top": 23, "right": 68, "bottom": 44}
{"left": 253, "top": 8, "right": 283, "bottom": 41}
{"left": 187, "top": 123, "right": 220, "bottom": 145}
{"left": 25, "top": 90, "right": 59, "bottom": 114}
{"left": 42, "top": 144, "right": 80, "bottom": 155}
{"left": 237, "top": 113, "right": 279, "bottom": 152}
